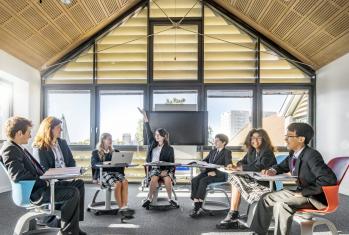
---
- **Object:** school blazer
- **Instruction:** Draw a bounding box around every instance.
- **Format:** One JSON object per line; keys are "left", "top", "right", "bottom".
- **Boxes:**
{"left": 144, "top": 122, "right": 175, "bottom": 174}
{"left": 237, "top": 148, "right": 276, "bottom": 172}
{"left": 202, "top": 148, "right": 232, "bottom": 173}
{"left": 0, "top": 140, "right": 47, "bottom": 201}
{"left": 34, "top": 138, "right": 76, "bottom": 172}
{"left": 273, "top": 146, "right": 337, "bottom": 207}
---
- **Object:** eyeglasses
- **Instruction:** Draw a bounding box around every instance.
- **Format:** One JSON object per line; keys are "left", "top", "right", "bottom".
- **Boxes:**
{"left": 250, "top": 137, "right": 262, "bottom": 141}
{"left": 284, "top": 135, "right": 299, "bottom": 139}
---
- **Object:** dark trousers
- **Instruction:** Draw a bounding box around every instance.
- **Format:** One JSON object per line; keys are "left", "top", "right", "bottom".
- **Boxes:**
{"left": 191, "top": 171, "right": 226, "bottom": 200}
{"left": 250, "top": 189, "right": 315, "bottom": 235}
{"left": 32, "top": 179, "right": 85, "bottom": 235}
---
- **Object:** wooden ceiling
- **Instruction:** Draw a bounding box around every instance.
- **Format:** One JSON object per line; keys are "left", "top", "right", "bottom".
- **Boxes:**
{"left": 215, "top": 0, "right": 349, "bottom": 69}
{"left": 0, "top": 0, "right": 348, "bottom": 70}
{"left": 0, "top": 0, "right": 139, "bottom": 70}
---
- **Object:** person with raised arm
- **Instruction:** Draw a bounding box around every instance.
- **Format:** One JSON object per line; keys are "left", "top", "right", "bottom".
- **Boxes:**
{"left": 137, "top": 108, "right": 178, "bottom": 208}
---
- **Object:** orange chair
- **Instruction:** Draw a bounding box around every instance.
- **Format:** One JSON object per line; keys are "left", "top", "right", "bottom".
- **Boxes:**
{"left": 294, "top": 157, "right": 349, "bottom": 235}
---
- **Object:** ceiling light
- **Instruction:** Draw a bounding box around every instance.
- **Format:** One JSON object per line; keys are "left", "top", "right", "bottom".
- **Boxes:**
{"left": 60, "top": 0, "right": 72, "bottom": 5}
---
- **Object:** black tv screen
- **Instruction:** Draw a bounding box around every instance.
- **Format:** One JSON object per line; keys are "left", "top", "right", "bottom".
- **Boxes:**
{"left": 146, "top": 111, "right": 207, "bottom": 145}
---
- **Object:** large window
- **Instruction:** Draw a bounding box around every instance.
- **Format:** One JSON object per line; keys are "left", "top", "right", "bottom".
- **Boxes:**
{"left": 260, "top": 43, "right": 311, "bottom": 83}
{"left": 42, "top": 1, "right": 315, "bottom": 151}
{"left": 99, "top": 90, "right": 144, "bottom": 145}
{"left": 46, "top": 47, "right": 94, "bottom": 84}
{"left": 0, "top": 80, "right": 12, "bottom": 140}
{"left": 46, "top": 90, "right": 91, "bottom": 145}
{"left": 204, "top": 6, "right": 257, "bottom": 83}
{"left": 153, "top": 24, "right": 199, "bottom": 81}
{"left": 262, "top": 90, "right": 310, "bottom": 146}
{"left": 207, "top": 90, "right": 253, "bottom": 146}
{"left": 96, "top": 7, "right": 147, "bottom": 84}
{"left": 152, "top": 90, "right": 198, "bottom": 111}
{"left": 150, "top": 0, "right": 202, "bottom": 18}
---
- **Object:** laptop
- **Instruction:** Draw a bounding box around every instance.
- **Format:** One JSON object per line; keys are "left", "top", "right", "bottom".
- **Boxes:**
{"left": 110, "top": 152, "right": 134, "bottom": 165}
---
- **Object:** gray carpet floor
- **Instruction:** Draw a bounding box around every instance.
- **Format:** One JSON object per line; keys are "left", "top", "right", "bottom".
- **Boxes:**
{"left": 0, "top": 183, "right": 348, "bottom": 235}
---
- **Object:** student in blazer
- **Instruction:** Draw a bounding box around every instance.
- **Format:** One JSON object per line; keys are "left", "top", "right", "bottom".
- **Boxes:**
{"left": 0, "top": 116, "right": 86, "bottom": 235}
{"left": 32, "top": 116, "right": 85, "bottom": 222}
{"left": 217, "top": 128, "right": 276, "bottom": 228}
{"left": 190, "top": 133, "right": 232, "bottom": 218}
{"left": 249, "top": 123, "right": 337, "bottom": 235}
{"left": 138, "top": 108, "right": 178, "bottom": 208}
{"left": 91, "top": 133, "right": 132, "bottom": 211}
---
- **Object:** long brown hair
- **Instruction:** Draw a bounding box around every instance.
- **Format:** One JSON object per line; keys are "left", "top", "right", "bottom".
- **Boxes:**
{"left": 155, "top": 128, "right": 170, "bottom": 145}
{"left": 243, "top": 128, "right": 275, "bottom": 153}
{"left": 33, "top": 116, "right": 62, "bottom": 150}
{"left": 97, "top": 133, "right": 114, "bottom": 161}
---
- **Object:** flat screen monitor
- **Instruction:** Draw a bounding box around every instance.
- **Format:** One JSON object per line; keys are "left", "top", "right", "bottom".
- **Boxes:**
{"left": 146, "top": 111, "right": 207, "bottom": 145}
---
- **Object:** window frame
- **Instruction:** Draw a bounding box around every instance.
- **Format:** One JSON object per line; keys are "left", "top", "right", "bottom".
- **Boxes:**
{"left": 0, "top": 79, "right": 14, "bottom": 142}
{"left": 149, "top": 18, "right": 203, "bottom": 83}
{"left": 43, "top": 85, "right": 96, "bottom": 151}
{"left": 96, "top": 85, "right": 148, "bottom": 150}
{"left": 40, "top": 0, "right": 316, "bottom": 153}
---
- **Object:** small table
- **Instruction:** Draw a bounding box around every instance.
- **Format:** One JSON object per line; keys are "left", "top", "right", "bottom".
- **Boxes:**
{"left": 181, "top": 162, "right": 223, "bottom": 180}
{"left": 251, "top": 172, "right": 297, "bottom": 191}
{"left": 40, "top": 167, "right": 82, "bottom": 215}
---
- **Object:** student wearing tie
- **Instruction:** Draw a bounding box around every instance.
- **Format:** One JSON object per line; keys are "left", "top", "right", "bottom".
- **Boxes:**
{"left": 190, "top": 134, "right": 232, "bottom": 218}
{"left": 217, "top": 128, "right": 276, "bottom": 228}
{"left": 32, "top": 116, "right": 85, "bottom": 223}
{"left": 0, "top": 117, "right": 86, "bottom": 235}
{"left": 249, "top": 123, "right": 337, "bottom": 235}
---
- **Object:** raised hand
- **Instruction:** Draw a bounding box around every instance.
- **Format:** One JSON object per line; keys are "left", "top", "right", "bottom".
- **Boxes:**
{"left": 137, "top": 107, "right": 148, "bottom": 122}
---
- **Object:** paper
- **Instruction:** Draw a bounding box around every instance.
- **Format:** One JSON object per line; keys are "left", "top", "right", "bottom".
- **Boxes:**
{"left": 252, "top": 173, "right": 297, "bottom": 181}
{"left": 43, "top": 167, "right": 82, "bottom": 177}
{"left": 218, "top": 168, "right": 255, "bottom": 176}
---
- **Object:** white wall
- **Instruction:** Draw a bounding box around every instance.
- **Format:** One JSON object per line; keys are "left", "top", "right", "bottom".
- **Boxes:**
{"left": 317, "top": 52, "right": 349, "bottom": 195}
{"left": 0, "top": 50, "right": 41, "bottom": 193}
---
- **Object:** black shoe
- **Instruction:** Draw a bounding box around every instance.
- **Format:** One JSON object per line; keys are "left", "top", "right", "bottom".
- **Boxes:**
{"left": 221, "top": 211, "right": 239, "bottom": 223}
{"left": 216, "top": 221, "right": 239, "bottom": 229}
{"left": 79, "top": 229, "right": 87, "bottom": 235}
{"left": 120, "top": 208, "right": 135, "bottom": 220}
{"left": 142, "top": 199, "right": 151, "bottom": 208}
{"left": 189, "top": 207, "right": 204, "bottom": 218}
{"left": 169, "top": 199, "right": 179, "bottom": 208}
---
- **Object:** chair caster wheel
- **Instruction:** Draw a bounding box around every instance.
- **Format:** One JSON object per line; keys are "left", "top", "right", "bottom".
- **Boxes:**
{"left": 86, "top": 208, "right": 91, "bottom": 212}
{"left": 94, "top": 211, "right": 101, "bottom": 216}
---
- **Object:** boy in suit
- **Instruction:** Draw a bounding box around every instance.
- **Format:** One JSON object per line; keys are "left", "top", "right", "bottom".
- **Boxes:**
{"left": 0, "top": 117, "right": 86, "bottom": 235}
{"left": 249, "top": 123, "right": 337, "bottom": 235}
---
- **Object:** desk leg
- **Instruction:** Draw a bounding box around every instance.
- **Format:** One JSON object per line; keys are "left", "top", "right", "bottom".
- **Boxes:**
{"left": 269, "top": 181, "right": 274, "bottom": 192}
{"left": 105, "top": 189, "right": 111, "bottom": 210}
{"left": 50, "top": 179, "right": 55, "bottom": 215}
